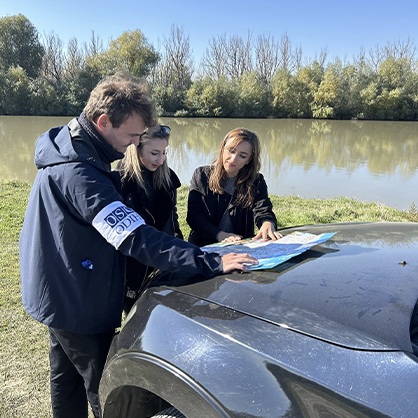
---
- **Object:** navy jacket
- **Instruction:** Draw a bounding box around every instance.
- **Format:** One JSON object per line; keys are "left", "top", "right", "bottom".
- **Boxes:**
{"left": 187, "top": 165, "right": 277, "bottom": 247}
{"left": 19, "top": 118, "right": 222, "bottom": 334}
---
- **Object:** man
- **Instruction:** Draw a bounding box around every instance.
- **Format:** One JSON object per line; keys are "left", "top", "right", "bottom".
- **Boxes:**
{"left": 19, "top": 73, "right": 257, "bottom": 418}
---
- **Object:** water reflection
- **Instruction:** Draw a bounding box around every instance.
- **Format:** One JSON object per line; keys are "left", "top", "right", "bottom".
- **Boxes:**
{"left": 1, "top": 116, "right": 417, "bottom": 210}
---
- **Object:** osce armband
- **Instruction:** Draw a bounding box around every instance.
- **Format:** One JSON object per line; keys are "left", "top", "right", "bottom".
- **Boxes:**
{"left": 92, "top": 201, "right": 145, "bottom": 249}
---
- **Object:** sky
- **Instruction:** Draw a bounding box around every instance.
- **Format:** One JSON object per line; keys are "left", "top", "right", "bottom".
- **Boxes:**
{"left": 2, "top": 0, "right": 418, "bottom": 66}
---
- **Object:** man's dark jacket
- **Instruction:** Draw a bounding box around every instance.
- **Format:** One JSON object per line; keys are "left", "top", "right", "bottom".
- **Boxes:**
{"left": 187, "top": 165, "right": 277, "bottom": 247}
{"left": 19, "top": 118, "right": 222, "bottom": 334}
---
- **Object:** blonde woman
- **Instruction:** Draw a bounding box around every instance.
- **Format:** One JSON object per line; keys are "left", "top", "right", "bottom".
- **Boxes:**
{"left": 187, "top": 128, "right": 280, "bottom": 247}
{"left": 118, "top": 124, "right": 183, "bottom": 311}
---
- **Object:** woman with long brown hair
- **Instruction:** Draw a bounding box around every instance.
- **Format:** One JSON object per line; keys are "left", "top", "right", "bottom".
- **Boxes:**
{"left": 187, "top": 128, "right": 281, "bottom": 247}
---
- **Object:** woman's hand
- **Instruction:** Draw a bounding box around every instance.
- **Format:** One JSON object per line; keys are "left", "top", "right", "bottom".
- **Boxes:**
{"left": 217, "top": 231, "right": 243, "bottom": 243}
{"left": 253, "top": 221, "right": 282, "bottom": 241}
{"left": 221, "top": 252, "right": 258, "bottom": 273}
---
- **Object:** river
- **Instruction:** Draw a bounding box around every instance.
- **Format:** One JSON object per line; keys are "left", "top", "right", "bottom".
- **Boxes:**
{"left": 1, "top": 116, "right": 417, "bottom": 211}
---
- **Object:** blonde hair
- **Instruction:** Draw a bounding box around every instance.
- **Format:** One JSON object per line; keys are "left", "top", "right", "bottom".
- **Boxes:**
{"left": 209, "top": 128, "right": 261, "bottom": 207}
{"left": 119, "top": 124, "right": 172, "bottom": 192}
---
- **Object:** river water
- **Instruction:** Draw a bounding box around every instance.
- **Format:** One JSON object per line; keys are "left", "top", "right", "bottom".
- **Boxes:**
{"left": 1, "top": 115, "right": 417, "bottom": 211}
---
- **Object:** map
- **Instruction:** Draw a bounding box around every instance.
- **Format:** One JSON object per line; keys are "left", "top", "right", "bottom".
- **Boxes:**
{"left": 201, "top": 231, "right": 336, "bottom": 270}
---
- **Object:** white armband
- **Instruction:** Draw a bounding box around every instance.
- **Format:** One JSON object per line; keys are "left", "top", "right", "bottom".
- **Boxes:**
{"left": 92, "top": 201, "right": 145, "bottom": 249}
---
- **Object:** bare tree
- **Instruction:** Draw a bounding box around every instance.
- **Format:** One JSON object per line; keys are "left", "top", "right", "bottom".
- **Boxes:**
{"left": 316, "top": 47, "right": 329, "bottom": 68}
{"left": 293, "top": 43, "right": 303, "bottom": 70}
{"left": 154, "top": 25, "right": 194, "bottom": 89}
{"left": 224, "top": 31, "right": 253, "bottom": 78}
{"left": 368, "top": 43, "right": 386, "bottom": 72}
{"left": 255, "top": 34, "right": 280, "bottom": 84}
{"left": 384, "top": 37, "right": 416, "bottom": 60}
{"left": 254, "top": 32, "right": 306, "bottom": 83}
{"left": 367, "top": 38, "right": 416, "bottom": 73}
{"left": 278, "top": 33, "right": 292, "bottom": 72}
{"left": 83, "top": 31, "right": 103, "bottom": 59}
{"left": 201, "top": 31, "right": 253, "bottom": 80}
{"left": 201, "top": 34, "right": 228, "bottom": 79}
{"left": 41, "top": 31, "right": 65, "bottom": 86}
{"left": 66, "top": 37, "right": 84, "bottom": 80}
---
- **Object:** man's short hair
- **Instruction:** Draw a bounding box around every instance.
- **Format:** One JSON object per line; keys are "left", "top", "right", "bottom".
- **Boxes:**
{"left": 84, "top": 72, "right": 157, "bottom": 129}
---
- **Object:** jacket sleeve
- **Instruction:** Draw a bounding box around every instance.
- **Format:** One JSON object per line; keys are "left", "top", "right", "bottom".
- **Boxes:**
{"left": 187, "top": 167, "right": 222, "bottom": 244}
{"left": 252, "top": 174, "right": 277, "bottom": 230}
{"left": 66, "top": 163, "right": 223, "bottom": 279}
{"left": 119, "top": 224, "right": 222, "bottom": 278}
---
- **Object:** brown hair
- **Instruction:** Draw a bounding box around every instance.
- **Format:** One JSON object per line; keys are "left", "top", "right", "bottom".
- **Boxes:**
{"left": 83, "top": 72, "right": 157, "bottom": 128}
{"left": 209, "top": 128, "right": 261, "bottom": 207}
{"left": 119, "top": 124, "right": 172, "bottom": 192}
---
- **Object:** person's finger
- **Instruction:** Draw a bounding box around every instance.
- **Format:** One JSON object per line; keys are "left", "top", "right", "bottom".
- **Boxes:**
{"left": 253, "top": 230, "right": 262, "bottom": 240}
{"left": 262, "top": 229, "right": 270, "bottom": 241}
{"left": 267, "top": 229, "right": 277, "bottom": 241}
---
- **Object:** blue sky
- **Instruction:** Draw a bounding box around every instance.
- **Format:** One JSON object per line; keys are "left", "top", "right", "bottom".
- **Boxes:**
{"left": 2, "top": 0, "right": 417, "bottom": 65}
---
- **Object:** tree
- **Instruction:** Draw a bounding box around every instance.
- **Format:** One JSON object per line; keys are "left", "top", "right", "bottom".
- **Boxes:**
{"left": 360, "top": 56, "right": 418, "bottom": 120}
{"left": 311, "top": 67, "right": 339, "bottom": 118}
{"left": 368, "top": 37, "right": 417, "bottom": 72}
{"left": 87, "top": 30, "right": 159, "bottom": 78}
{"left": 236, "top": 72, "right": 272, "bottom": 117}
{"left": 186, "top": 76, "right": 237, "bottom": 117}
{"left": 224, "top": 32, "right": 253, "bottom": 79}
{"left": 83, "top": 31, "right": 104, "bottom": 57}
{"left": 201, "top": 34, "right": 228, "bottom": 79}
{"left": 150, "top": 25, "right": 194, "bottom": 115}
{"left": 271, "top": 68, "right": 294, "bottom": 117}
{"left": 0, "top": 66, "right": 31, "bottom": 114}
{"left": 66, "top": 38, "right": 85, "bottom": 80}
{"left": 152, "top": 25, "right": 194, "bottom": 90}
{"left": 254, "top": 34, "right": 281, "bottom": 85}
{"left": 201, "top": 32, "right": 252, "bottom": 80}
{"left": 40, "top": 32, "right": 65, "bottom": 87}
{"left": 0, "top": 14, "right": 44, "bottom": 78}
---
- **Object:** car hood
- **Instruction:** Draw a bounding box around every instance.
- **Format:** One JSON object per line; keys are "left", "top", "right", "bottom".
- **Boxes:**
{"left": 155, "top": 222, "right": 418, "bottom": 352}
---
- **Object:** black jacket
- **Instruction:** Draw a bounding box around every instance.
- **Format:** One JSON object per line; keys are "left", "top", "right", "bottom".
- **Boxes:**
{"left": 187, "top": 165, "right": 277, "bottom": 247}
{"left": 120, "top": 168, "right": 183, "bottom": 291}
{"left": 19, "top": 119, "right": 223, "bottom": 334}
{"left": 121, "top": 168, "right": 183, "bottom": 238}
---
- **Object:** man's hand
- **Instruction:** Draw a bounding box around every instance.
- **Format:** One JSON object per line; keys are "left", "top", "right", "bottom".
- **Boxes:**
{"left": 221, "top": 252, "right": 258, "bottom": 273}
{"left": 253, "top": 221, "right": 282, "bottom": 241}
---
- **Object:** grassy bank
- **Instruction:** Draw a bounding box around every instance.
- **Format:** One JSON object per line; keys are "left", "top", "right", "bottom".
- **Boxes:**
{"left": 1, "top": 180, "right": 416, "bottom": 417}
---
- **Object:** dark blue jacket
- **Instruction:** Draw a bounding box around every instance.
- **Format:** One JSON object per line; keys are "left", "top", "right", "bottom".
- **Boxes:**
{"left": 19, "top": 118, "right": 223, "bottom": 334}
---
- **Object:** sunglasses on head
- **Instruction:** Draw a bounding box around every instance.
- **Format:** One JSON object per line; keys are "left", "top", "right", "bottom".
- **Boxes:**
{"left": 140, "top": 125, "right": 171, "bottom": 139}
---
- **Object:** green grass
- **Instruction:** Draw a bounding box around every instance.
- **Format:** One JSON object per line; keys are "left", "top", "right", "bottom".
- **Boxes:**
{"left": 0, "top": 180, "right": 416, "bottom": 417}
{"left": 177, "top": 184, "right": 417, "bottom": 235}
{"left": 0, "top": 181, "right": 52, "bottom": 418}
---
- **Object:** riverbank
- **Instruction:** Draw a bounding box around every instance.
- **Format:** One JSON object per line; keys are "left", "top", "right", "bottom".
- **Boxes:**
{"left": 1, "top": 180, "right": 416, "bottom": 417}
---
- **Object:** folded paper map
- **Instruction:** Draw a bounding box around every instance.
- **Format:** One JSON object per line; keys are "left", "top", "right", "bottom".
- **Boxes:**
{"left": 201, "top": 231, "right": 336, "bottom": 270}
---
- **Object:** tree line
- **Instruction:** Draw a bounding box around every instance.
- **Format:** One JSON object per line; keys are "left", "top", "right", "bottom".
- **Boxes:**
{"left": 1, "top": 13, "right": 418, "bottom": 120}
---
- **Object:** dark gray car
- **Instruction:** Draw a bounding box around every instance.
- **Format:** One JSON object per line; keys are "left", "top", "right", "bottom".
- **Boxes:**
{"left": 99, "top": 222, "right": 418, "bottom": 418}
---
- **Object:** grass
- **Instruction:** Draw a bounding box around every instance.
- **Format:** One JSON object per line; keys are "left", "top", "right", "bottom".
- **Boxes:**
{"left": 1, "top": 179, "right": 416, "bottom": 417}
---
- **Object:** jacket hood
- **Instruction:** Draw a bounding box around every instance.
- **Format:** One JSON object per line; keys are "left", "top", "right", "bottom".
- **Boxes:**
{"left": 34, "top": 118, "right": 98, "bottom": 169}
